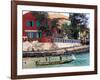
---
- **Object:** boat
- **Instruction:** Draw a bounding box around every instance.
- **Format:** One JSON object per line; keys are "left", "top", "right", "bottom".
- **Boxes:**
{"left": 34, "top": 54, "right": 76, "bottom": 65}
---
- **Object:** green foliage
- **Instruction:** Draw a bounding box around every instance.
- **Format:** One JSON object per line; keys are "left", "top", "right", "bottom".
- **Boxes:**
{"left": 69, "top": 13, "right": 89, "bottom": 39}
{"left": 61, "top": 13, "right": 89, "bottom": 39}
{"left": 62, "top": 22, "right": 73, "bottom": 39}
{"left": 31, "top": 11, "right": 89, "bottom": 40}
{"left": 51, "top": 19, "right": 59, "bottom": 29}
{"left": 31, "top": 11, "right": 52, "bottom": 36}
{"left": 31, "top": 11, "right": 48, "bottom": 22}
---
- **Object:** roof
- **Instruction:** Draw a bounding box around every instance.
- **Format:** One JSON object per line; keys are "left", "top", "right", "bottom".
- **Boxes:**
{"left": 23, "top": 11, "right": 69, "bottom": 20}
{"left": 48, "top": 13, "right": 69, "bottom": 19}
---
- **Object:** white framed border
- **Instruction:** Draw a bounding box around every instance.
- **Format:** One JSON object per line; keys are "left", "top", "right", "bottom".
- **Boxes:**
{"left": 17, "top": 5, "right": 95, "bottom": 75}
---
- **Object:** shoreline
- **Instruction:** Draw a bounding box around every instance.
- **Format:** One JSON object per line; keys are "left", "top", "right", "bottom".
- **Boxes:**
{"left": 23, "top": 45, "right": 89, "bottom": 57}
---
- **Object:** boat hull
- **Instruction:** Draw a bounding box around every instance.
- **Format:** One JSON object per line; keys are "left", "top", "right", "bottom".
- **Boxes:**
{"left": 35, "top": 55, "right": 75, "bottom": 65}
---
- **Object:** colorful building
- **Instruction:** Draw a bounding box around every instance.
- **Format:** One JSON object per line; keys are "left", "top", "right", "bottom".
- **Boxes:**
{"left": 23, "top": 11, "right": 69, "bottom": 42}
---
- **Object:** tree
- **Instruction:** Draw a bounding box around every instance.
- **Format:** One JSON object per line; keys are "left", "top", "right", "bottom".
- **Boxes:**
{"left": 62, "top": 22, "right": 72, "bottom": 39}
{"left": 69, "top": 13, "right": 89, "bottom": 39}
{"left": 31, "top": 11, "right": 52, "bottom": 36}
{"left": 51, "top": 18, "right": 59, "bottom": 29}
{"left": 31, "top": 11, "right": 48, "bottom": 21}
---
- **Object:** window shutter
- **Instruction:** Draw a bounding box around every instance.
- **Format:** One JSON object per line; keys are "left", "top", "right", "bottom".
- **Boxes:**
{"left": 37, "top": 32, "right": 42, "bottom": 38}
{"left": 26, "top": 32, "right": 30, "bottom": 38}
{"left": 36, "top": 21, "right": 40, "bottom": 27}
{"left": 26, "top": 21, "right": 30, "bottom": 26}
{"left": 32, "top": 21, "right": 34, "bottom": 27}
{"left": 36, "top": 32, "right": 39, "bottom": 38}
{"left": 31, "top": 32, "right": 34, "bottom": 38}
{"left": 26, "top": 21, "right": 34, "bottom": 27}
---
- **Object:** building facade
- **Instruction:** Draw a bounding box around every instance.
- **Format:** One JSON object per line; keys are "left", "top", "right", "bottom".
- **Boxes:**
{"left": 23, "top": 11, "right": 69, "bottom": 42}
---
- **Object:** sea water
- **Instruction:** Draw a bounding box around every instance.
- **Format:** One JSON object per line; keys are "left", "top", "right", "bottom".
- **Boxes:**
{"left": 23, "top": 52, "right": 90, "bottom": 68}
{"left": 36, "top": 52, "right": 89, "bottom": 68}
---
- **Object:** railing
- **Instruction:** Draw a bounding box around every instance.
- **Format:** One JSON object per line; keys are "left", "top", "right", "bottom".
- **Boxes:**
{"left": 53, "top": 38, "right": 81, "bottom": 43}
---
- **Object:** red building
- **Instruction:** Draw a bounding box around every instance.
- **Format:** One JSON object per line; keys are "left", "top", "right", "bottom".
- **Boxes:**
{"left": 23, "top": 11, "right": 69, "bottom": 42}
{"left": 23, "top": 11, "right": 51, "bottom": 42}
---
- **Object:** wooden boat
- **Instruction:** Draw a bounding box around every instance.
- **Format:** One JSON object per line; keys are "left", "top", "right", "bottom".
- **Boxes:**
{"left": 35, "top": 54, "right": 76, "bottom": 65}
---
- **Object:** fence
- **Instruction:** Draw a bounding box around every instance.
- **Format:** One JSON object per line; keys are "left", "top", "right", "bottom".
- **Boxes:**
{"left": 53, "top": 38, "right": 81, "bottom": 43}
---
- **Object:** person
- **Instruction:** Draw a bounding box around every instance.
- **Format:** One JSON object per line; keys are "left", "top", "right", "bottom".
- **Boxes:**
{"left": 60, "top": 56, "right": 62, "bottom": 61}
{"left": 35, "top": 61, "right": 38, "bottom": 65}
{"left": 45, "top": 57, "right": 48, "bottom": 62}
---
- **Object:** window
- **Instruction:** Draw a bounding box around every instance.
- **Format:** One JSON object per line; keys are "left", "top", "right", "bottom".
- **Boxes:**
{"left": 36, "top": 32, "right": 42, "bottom": 38}
{"left": 36, "top": 21, "right": 40, "bottom": 27}
{"left": 31, "top": 32, "right": 34, "bottom": 39}
{"left": 26, "top": 21, "right": 34, "bottom": 27}
{"left": 26, "top": 32, "right": 34, "bottom": 39}
{"left": 26, "top": 32, "right": 31, "bottom": 38}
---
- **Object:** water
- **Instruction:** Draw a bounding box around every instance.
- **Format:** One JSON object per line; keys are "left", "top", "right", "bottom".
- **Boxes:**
{"left": 37, "top": 52, "right": 89, "bottom": 68}
{"left": 22, "top": 52, "right": 90, "bottom": 68}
